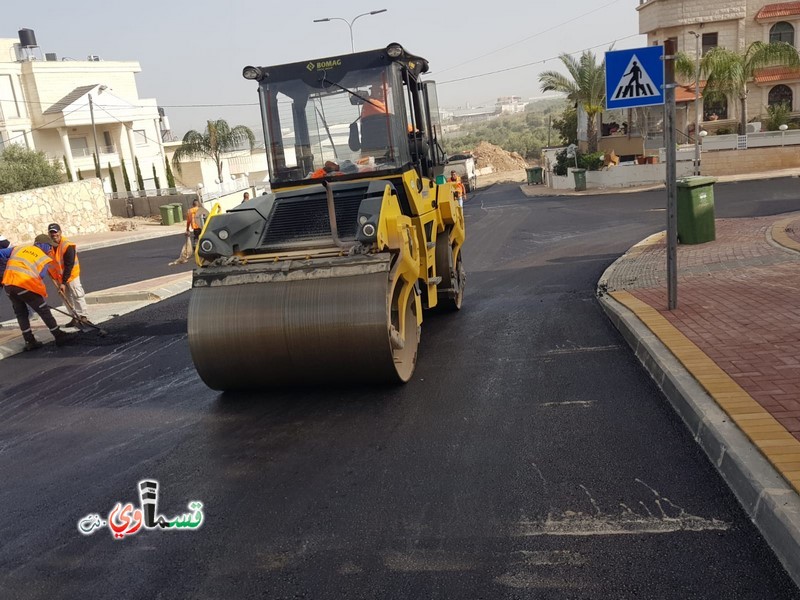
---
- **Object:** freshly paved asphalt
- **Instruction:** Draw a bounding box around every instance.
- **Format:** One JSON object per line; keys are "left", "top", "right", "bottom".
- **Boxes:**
{"left": 1, "top": 180, "right": 799, "bottom": 598}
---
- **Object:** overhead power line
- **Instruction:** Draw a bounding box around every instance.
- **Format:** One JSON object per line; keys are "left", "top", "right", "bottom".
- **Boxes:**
{"left": 435, "top": 0, "right": 625, "bottom": 75}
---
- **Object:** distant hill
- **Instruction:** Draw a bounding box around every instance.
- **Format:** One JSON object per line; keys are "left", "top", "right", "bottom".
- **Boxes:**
{"left": 445, "top": 96, "right": 569, "bottom": 160}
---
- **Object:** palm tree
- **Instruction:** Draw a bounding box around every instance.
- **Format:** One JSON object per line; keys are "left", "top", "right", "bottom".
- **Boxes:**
{"left": 172, "top": 119, "right": 255, "bottom": 181}
{"left": 677, "top": 42, "right": 800, "bottom": 135}
{"left": 539, "top": 50, "right": 606, "bottom": 152}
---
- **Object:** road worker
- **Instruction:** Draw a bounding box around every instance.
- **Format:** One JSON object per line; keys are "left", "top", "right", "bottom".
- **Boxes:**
{"left": 47, "top": 223, "right": 90, "bottom": 327}
{"left": 450, "top": 170, "right": 467, "bottom": 205}
{"left": 0, "top": 234, "right": 70, "bottom": 351}
{"left": 186, "top": 199, "right": 204, "bottom": 245}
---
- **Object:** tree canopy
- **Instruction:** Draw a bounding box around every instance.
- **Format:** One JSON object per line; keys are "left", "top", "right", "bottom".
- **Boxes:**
{"left": 0, "top": 145, "right": 64, "bottom": 195}
{"left": 676, "top": 41, "right": 800, "bottom": 134}
{"left": 172, "top": 119, "right": 256, "bottom": 181}
{"left": 539, "top": 50, "right": 606, "bottom": 152}
{"left": 446, "top": 98, "right": 568, "bottom": 160}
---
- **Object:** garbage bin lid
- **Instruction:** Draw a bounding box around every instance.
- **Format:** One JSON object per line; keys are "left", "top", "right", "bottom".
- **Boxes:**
{"left": 677, "top": 176, "right": 716, "bottom": 188}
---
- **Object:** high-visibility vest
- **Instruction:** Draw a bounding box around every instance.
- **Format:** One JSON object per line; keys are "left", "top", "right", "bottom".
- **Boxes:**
{"left": 361, "top": 98, "right": 387, "bottom": 118}
{"left": 1, "top": 245, "right": 52, "bottom": 297}
{"left": 48, "top": 237, "right": 80, "bottom": 284}
{"left": 188, "top": 206, "right": 203, "bottom": 229}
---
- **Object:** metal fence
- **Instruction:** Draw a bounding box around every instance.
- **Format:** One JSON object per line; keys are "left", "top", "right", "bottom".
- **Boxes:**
{"left": 701, "top": 129, "right": 800, "bottom": 151}
{"left": 106, "top": 188, "right": 180, "bottom": 201}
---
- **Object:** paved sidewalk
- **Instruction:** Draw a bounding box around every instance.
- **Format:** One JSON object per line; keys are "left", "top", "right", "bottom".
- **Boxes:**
{"left": 598, "top": 211, "right": 800, "bottom": 586}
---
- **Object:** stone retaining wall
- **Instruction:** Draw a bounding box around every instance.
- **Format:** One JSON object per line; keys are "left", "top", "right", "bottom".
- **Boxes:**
{"left": 702, "top": 147, "right": 800, "bottom": 177}
{"left": 0, "top": 179, "right": 110, "bottom": 243}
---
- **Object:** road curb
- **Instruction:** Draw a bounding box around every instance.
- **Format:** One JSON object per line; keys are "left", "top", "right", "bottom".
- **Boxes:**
{"left": 79, "top": 229, "right": 184, "bottom": 252}
{"left": 597, "top": 288, "right": 800, "bottom": 588}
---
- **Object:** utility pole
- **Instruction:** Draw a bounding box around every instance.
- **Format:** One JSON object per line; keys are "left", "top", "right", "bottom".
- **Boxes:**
{"left": 688, "top": 31, "right": 702, "bottom": 175}
{"left": 88, "top": 93, "right": 101, "bottom": 177}
{"left": 664, "top": 39, "right": 678, "bottom": 310}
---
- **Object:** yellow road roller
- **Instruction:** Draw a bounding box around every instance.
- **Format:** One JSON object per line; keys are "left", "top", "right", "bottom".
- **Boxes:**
{"left": 188, "top": 43, "right": 465, "bottom": 390}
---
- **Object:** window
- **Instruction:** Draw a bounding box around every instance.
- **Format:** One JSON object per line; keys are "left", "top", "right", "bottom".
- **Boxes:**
{"left": 0, "top": 74, "right": 21, "bottom": 119}
{"left": 770, "top": 22, "right": 794, "bottom": 46}
{"left": 703, "top": 97, "right": 728, "bottom": 121}
{"left": 702, "top": 33, "right": 718, "bottom": 55}
{"left": 667, "top": 36, "right": 678, "bottom": 50}
{"left": 134, "top": 129, "right": 148, "bottom": 146}
{"left": 11, "top": 130, "right": 28, "bottom": 148}
{"left": 768, "top": 84, "right": 793, "bottom": 108}
{"left": 69, "top": 137, "right": 89, "bottom": 156}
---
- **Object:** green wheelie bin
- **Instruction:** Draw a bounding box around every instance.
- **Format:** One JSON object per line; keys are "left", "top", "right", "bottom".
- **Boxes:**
{"left": 159, "top": 205, "right": 175, "bottom": 226}
{"left": 170, "top": 203, "right": 184, "bottom": 223}
{"left": 677, "top": 176, "right": 716, "bottom": 244}
{"left": 572, "top": 168, "right": 587, "bottom": 192}
{"left": 526, "top": 166, "right": 543, "bottom": 185}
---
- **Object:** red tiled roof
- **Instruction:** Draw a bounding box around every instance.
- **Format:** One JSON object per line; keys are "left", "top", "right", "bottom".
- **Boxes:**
{"left": 673, "top": 80, "right": 707, "bottom": 102}
{"left": 754, "top": 65, "right": 800, "bottom": 83}
{"left": 755, "top": 1, "right": 800, "bottom": 20}
{"left": 676, "top": 85, "right": 702, "bottom": 103}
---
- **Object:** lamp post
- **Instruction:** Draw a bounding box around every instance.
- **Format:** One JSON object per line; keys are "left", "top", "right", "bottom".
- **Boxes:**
{"left": 688, "top": 31, "right": 702, "bottom": 175}
{"left": 88, "top": 85, "right": 108, "bottom": 177}
{"left": 313, "top": 9, "right": 387, "bottom": 53}
{"left": 780, "top": 123, "right": 789, "bottom": 146}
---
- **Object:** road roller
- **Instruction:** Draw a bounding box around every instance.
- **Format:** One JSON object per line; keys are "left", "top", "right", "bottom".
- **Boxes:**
{"left": 188, "top": 43, "right": 466, "bottom": 390}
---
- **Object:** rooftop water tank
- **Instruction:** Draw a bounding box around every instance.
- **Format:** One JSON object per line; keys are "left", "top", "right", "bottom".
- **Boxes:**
{"left": 18, "top": 28, "right": 38, "bottom": 48}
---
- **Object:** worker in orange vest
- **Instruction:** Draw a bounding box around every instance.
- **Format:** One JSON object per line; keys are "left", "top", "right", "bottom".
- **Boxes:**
{"left": 360, "top": 83, "right": 388, "bottom": 118}
{"left": 46, "top": 223, "right": 89, "bottom": 327}
{"left": 450, "top": 170, "right": 467, "bottom": 205}
{"left": 1, "top": 234, "right": 71, "bottom": 351}
{"left": 186, "top": 199, "right": 204, "bottom": 246}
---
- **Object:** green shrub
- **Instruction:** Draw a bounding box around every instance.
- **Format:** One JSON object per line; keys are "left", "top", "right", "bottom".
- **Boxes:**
{"left": 553, "top": 148, "right": 604, "bottom": 176}
{"left": 108, "top": 162, "right": 117, "bottom": 193}
{"left": 765, "top": 102, "right": 791, "bottom": 131}
{"left": 0, "top": 145, "right": 64, "bottom": 194}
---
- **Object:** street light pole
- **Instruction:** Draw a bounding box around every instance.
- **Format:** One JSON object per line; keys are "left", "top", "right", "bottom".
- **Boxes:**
{"left": 313, "top": 9, "right": 387, "bottom": 53}
{"left": 689, "top": 31, "right": 702, "bottom": 175}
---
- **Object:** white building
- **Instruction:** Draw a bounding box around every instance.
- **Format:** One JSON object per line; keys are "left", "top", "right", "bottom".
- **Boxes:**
{"left": 0, "top": 30, "right": 167, "bottom": 192}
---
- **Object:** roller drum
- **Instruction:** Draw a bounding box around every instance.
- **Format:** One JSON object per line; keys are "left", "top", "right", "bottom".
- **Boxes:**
{"left": 189, "top": 271, "right": 413, "bottom": 390}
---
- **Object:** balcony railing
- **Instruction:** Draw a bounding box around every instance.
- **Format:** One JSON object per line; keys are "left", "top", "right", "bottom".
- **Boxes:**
{"left": 70, "top": 145, "right": 117, "bottom": 157}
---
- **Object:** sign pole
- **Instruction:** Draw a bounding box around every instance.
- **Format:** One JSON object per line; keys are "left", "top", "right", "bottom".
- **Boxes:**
{"left": 664, "top": 39, "right": 678, "bottom": 310}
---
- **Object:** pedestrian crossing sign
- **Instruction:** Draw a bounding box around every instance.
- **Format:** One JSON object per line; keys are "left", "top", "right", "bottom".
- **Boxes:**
{"left": 605, "top": 46, "right": 664, "bottom": 110}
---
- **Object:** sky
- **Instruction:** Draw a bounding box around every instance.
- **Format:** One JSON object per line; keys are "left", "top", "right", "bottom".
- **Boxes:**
{"left": 4, "top": 0, "right": 646, "bottom": 138}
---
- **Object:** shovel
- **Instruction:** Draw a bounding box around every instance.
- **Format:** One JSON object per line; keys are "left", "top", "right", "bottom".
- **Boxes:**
{"left": 52, "top": 287, "right": 108, "bottom": 337}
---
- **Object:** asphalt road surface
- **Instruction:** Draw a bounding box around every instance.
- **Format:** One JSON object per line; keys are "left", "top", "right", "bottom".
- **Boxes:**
{"left": 1, "top": 180, "right": 799, "bottom": 599}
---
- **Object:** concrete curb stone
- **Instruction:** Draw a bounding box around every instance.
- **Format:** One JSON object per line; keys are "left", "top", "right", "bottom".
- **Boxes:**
{"left": 597, "top": 281, "right": 800, "bottom": 588}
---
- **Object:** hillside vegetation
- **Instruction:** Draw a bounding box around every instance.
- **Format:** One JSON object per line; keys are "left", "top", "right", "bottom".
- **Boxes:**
{"left": 445, "top": 98, "right": 572, "bottom": 160}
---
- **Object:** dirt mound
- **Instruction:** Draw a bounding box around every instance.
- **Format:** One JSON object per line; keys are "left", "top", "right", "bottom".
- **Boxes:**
{"left": 472, "top": 141, "right": 529, "bottom": 172}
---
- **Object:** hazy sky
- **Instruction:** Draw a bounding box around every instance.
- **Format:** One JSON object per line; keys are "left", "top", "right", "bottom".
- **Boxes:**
{"left": 5, "top": 0, "right": 645, "bottom": 137}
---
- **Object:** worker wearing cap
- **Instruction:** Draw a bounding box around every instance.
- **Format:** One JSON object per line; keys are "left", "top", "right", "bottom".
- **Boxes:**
{"left": 1, "top": 235, "right": 70, "bottom": 351}
{"left": 46, "top": 223, "right": 89, "bottom": 327}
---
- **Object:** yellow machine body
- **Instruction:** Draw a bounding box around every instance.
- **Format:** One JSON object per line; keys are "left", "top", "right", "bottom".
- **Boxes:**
{"left": 188, "top": 45, "right": 465, "bottom": 389}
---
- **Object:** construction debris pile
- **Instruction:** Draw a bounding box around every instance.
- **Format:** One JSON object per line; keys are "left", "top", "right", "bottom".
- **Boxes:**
{"left": 471, "top": 141, "right": 529, "bottom": 173}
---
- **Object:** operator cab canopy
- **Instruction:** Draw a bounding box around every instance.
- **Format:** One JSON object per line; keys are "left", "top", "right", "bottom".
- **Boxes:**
{"left": 243, "top": 43, "right": 445, "bottom": 189}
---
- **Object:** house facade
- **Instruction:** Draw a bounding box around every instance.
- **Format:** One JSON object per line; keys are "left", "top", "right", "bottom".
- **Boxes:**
{"left": 637, "top": 0, "right": 800, "bottom": 129}
{"left": 0, "top": 32, "right": 167, "bottom": 192}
